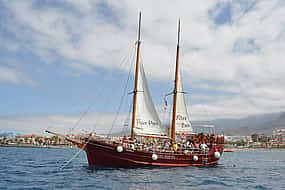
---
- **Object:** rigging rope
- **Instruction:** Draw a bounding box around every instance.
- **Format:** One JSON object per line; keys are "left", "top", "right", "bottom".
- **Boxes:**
{"left": 59, "top": 148, "right": 84, "bottom": 170}
{"left": 90, "top": 44, "right": 135, "bottom": 134}
{"left": 58, "top": 44, "right": 135, "bottom": 170}
{"left": 68, "top": 104, "right": 93, "bottom": 134}
{"left": 121, "top": 99, "right": 133, "bottom": 136}
{"left": 107, "top": 46, "right": 135, "bottom": 137}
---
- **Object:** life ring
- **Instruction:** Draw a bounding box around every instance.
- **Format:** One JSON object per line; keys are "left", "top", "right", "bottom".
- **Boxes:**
{"left": 214, "top": 152, "right": 221, "bottom": 158}
{"left": 116, "top": 146, "right": 123, "bottom": 152}
{"left": 152, "top": 154, "right": 158, "bottom": 160}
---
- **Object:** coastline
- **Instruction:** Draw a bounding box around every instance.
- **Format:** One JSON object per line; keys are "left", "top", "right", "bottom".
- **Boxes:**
{"left": 1, "top": 144, "right": 284, "bottom": 151}
{"left": 0, "top": 144, "right": 75, "bottom": 149}
{"left": 224, "top": 148, "right": 285, "bottom": 152}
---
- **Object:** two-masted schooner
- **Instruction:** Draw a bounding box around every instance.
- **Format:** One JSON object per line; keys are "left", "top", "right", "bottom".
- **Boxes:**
{"left": 47, "top": 13, "right": 224, "bottom": 167}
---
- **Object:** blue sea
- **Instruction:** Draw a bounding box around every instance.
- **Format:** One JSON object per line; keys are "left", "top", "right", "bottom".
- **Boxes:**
{"left": 0, "top": 147, "right": 284, "bottom": 190}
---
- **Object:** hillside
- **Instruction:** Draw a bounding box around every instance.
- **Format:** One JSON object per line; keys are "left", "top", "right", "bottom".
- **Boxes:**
{"left": 206, "top": 112, "right": 285, "bottom": 135}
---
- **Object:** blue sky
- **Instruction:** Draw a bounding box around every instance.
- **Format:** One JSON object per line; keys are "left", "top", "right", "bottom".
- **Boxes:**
{"left": 0, "top": 0, "right": 285, "bottom": 134}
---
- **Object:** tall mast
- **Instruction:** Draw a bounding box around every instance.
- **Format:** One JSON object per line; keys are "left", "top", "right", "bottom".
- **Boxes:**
{"left": 130, "top": 12, "right": 142, "bottom": 140}
{"left": 171, "top": 19, "right": 181, "bottom": 143}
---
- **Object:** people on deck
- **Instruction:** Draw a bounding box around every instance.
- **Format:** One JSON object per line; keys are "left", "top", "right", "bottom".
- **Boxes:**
{"left": 113, "top": 133, "right": 224, "bottom": 154}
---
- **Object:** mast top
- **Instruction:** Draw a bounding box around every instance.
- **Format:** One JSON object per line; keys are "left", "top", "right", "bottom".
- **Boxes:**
{"left": 177, "top": 19, "right": 181, "bottom": 46}
{"left": 137, "top": 12, "right": 142, "bottom": 42}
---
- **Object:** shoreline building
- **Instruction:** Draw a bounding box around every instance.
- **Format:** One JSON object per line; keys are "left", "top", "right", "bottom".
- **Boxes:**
{"left": 272, "top": 129, "right": 285, "bottom": 143}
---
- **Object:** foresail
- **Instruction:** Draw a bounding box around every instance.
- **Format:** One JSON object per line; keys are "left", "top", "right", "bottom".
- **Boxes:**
{"left": 175, "top": 71, "right": 193, "bottom": 134}
{"left": 134, "top": 63, "right": 166, "bottom": 137}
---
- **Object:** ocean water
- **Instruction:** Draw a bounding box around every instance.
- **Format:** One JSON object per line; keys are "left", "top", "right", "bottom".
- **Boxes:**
{"left": 0, "top": 147, "right": 284, "bottom": 190}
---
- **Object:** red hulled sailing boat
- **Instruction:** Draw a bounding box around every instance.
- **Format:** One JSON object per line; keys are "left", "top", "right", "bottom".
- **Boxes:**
{"left": 47, "top": 13, "right": 224, "bottom": 167}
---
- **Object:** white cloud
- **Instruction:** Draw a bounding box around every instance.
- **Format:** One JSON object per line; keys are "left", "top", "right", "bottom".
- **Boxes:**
{"left": 0, "top": 0, "right": 285, "bottom": 124}
{"left": 0, "top": 66, "right": 34, "bottom": 85}
{"left": 0, "top": 112, "right": 129, "bottom": 135}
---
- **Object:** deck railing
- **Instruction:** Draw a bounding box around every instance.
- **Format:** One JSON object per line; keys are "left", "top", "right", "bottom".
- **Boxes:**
{"left": 86, "top": 136, "right": 219, "bottom": 155}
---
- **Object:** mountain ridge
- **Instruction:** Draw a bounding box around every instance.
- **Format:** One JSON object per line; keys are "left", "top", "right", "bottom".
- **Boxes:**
{"left": 206, "top": 111, "right": 285, "bottom": 135}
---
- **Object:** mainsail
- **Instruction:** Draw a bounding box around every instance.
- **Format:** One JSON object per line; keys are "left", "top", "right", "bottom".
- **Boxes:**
{"left": 133, "top": 63, "right": 166, "bottom": 137}
{"left": 175, "top": 71, "right": 193, "bottom": 134}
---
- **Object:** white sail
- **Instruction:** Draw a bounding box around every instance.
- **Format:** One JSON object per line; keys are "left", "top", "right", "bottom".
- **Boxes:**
{"left": 133, "top": 63, "right": 166, "bottom": 137}
{"left": 175, "top": 71, "right": 193, "bottom": 134}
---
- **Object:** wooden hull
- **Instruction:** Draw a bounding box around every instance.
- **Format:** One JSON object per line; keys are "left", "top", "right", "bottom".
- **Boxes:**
{"left": 83, "top": 140, "right": 224, "bottom": 167}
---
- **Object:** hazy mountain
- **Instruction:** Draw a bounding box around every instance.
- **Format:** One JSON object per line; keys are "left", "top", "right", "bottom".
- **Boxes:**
{"left": 204, "top": 112, "right": 285, "bottom": 135}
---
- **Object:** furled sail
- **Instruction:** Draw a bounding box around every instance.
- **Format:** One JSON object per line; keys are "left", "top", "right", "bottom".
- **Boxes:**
{"left": 175, "top": 71, "right": 193, "bottom": 134}
{"left": 133, "top": 63, "right": 166, "bottom": 137}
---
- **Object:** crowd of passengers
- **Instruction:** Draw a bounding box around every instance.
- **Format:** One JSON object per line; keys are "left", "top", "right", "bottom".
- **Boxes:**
{"left": 115, "top": 133, "right": 224, "bottom": 153}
